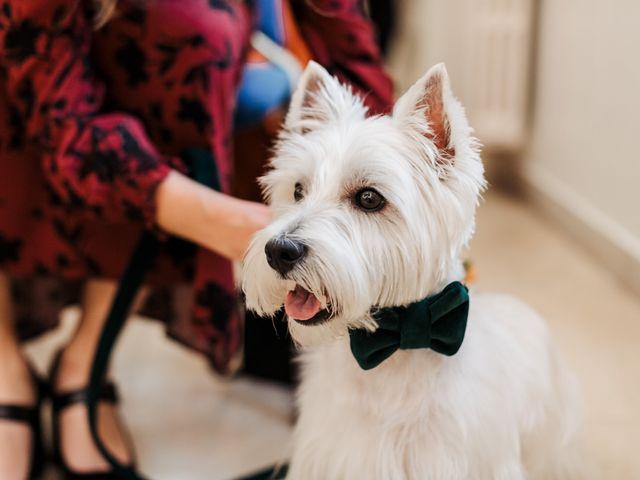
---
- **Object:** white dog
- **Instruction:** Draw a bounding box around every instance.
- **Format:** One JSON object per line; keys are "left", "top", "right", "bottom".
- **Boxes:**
{"left": 242, "top": 61, "right": 581, "bottom": 480}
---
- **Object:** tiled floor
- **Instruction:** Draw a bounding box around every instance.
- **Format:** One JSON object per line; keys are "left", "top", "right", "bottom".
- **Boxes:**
{"left": 25, "top": 191, "right": 640, "bottom": 479}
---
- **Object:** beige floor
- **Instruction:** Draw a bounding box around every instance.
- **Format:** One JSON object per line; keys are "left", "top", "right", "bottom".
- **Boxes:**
{"left": 26, "top": 191, "right": 640, "bottom": 479}
{"left": 470, "top": 192, "right": 640, "bottom": 479}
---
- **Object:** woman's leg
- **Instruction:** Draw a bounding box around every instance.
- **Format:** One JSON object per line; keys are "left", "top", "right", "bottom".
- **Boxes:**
{"left": 0, "top": 271, "right": 35, "bottom": 478}
{"left": 54, "top": 278, "right": 137, "bottom": 471}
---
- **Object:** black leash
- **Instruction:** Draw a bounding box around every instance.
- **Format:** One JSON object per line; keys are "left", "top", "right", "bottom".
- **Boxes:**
{"left": 86, "top": 229, "right": 159, "bottom": 480}
{"left": 85, "top": 149, "right": 288, "bottom": 480}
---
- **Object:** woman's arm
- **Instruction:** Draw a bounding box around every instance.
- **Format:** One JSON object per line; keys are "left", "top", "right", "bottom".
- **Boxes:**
{"left": 156, "top": 171, "right": 270, "bottom": 261}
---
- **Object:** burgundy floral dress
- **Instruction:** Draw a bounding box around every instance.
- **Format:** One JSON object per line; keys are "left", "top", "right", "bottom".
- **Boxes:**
{"left": 0, "top": 0, "right": 393, "bottom": 374}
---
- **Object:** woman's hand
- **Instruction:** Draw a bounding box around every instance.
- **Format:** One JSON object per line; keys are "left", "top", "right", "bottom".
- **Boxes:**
{"left": 155, "top": 171, "right": 271, "bottom": 261}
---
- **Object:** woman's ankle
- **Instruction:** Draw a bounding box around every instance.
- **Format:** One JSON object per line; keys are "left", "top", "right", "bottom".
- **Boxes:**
{"left": 0, "top": 345, "right": 35, "bottom": 404}
{"left": 55, "top": 336, "right": 110, "bottom": 392}
{"left": 54, "top": 346, "right": 91, "bottom": 391}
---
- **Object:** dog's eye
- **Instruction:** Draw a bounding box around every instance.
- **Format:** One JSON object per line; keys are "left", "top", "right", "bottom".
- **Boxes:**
{"left": 294, "top": 182, "right": 304, "bottom": 202}
{"left": 355, "top": 188, "right": 385, "bottom": 212}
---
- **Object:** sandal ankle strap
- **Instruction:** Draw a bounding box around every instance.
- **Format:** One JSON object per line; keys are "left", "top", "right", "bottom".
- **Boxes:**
{"left": 52, "top": 382, "right": 119, "bottom": 413}
{"left": 0, "top": 404, "right": 40, "bottom": 426}
{"left": 0, "top": 368, "right": 47, "bottom": 426}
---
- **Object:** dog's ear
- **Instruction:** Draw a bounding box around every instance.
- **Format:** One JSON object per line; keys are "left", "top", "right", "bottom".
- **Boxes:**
{"left": 394, "top": 63, "right": 472, "bottom": 176}
{"left": 284, "top": 61, "right": 336, "bottom": 132}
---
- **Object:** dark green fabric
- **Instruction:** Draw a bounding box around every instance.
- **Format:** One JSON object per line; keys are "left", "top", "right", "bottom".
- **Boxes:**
{"left": 349, "top": 281, "right": 470, "bottom": 370}
{"left": 187, "top": 147, "right": 222, "bottom": 192}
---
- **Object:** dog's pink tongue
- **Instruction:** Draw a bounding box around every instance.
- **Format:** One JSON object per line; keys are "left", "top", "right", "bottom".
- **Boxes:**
{"left": 285, "top": 285, "right": 321, "bottom": 321}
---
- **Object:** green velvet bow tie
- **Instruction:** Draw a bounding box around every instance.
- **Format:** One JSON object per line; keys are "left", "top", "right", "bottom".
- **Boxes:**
{"left": 349, "top": 281, "right": 470, "bottom": 370}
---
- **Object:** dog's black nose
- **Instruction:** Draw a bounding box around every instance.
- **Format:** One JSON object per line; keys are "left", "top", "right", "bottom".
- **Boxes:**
{"left": 265, "top": 236, "right": 307, "bottom": 276}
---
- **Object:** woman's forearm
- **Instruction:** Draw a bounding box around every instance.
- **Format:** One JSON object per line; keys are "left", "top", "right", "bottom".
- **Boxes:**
{"left": 155, "top": 171, "right": 271, "bottom": 261}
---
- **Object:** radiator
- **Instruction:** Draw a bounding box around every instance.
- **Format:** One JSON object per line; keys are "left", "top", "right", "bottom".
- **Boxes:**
{"left": 390, "top": 0, "right": 536, "bottom": 151}
{"left": 466, "top": 0, "right": 535, "bottom": 150}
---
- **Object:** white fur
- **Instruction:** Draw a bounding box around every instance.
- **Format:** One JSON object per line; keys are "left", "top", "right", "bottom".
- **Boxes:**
{"left": 242, "top": 62, "right": 582, "bottom": 479}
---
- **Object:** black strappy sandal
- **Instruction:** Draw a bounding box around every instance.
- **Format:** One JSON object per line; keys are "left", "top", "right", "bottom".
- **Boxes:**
{"left": 50, "top": 352, "right": 136, "bottom": 480}
{"left": 0, "top": 369, "right": 46, "bottom": 480}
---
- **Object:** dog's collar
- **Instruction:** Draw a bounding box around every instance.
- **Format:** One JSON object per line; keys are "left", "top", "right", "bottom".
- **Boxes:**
{"left": 349, "top": 281, "right": 469, "bottom": 370}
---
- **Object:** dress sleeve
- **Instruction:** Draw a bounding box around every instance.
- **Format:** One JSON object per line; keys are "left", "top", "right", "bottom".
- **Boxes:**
{"left": 0, "top": 0, "right": 176, "bottom": 226}
{"left": 294, "top": 0, "right": 394, "bottom": 115}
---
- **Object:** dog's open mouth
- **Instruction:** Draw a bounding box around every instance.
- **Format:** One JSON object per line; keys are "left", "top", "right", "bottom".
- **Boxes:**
{"left": 285, "top": 284, "right": 332, "bottom": 325}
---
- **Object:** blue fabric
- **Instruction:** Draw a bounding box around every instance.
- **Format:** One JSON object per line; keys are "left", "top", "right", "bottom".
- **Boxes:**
{"left": 234, "top": 0, "right": 292, "bottom": 128}
{"left": 257, "top": 0, "right": 285, "bottom": 45}
{"left": 235, "top": 62, "right": 291, "bottom": 128}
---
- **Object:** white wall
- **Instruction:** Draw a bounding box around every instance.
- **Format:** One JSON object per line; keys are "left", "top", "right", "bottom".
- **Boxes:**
{"left": 525, "top": 0, "right": 640, "bottom": 246}
{"left": 523, "top": 0, "right": 640, "bottom": 293}
{"left": 524, "top": 0, "right": 640, "bottom": 254}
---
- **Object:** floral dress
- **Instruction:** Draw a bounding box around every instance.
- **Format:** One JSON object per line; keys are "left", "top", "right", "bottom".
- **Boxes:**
{"left": 0, "top": 0, "right": 393, "bottom": 374}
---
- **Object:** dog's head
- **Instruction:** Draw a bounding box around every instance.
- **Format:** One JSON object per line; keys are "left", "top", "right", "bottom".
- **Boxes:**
{"left": 242, "top": 62, "right": 485, "bottom": 346}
